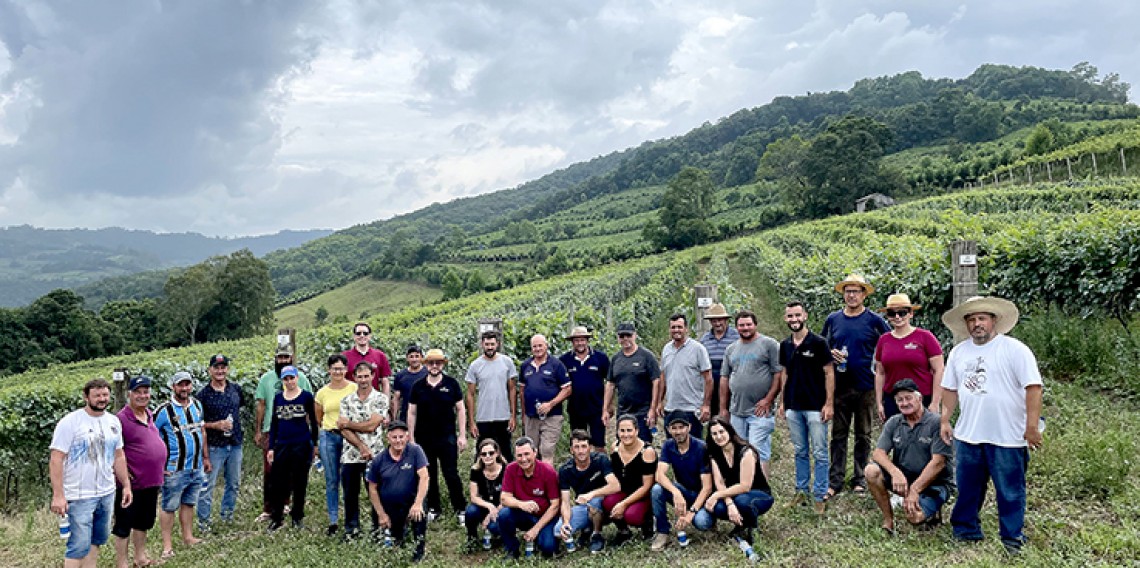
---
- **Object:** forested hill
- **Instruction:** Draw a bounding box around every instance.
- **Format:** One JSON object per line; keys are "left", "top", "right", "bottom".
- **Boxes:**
{"left": 0, "top": 226, "right": 331, "bottom": 307}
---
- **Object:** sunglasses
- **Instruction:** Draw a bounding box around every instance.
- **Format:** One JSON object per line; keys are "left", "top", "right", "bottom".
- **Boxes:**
{"left": 354, "top": 331, "right": 370, "bottom": 336}
{"left": 617, "top": 333, "right": 633, "bottom": 338}
{"left": 479, "top": 451, "right": 497, "bottom": 457}
{"left": 885, "top": 309, "right": 911, "bottom": 318}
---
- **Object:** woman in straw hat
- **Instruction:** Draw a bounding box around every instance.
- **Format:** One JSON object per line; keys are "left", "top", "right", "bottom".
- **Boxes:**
{"left": 873, "top": 294, "right": 944, "bottom": 421}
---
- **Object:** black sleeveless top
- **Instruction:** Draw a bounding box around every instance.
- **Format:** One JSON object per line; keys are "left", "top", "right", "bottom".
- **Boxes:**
{"left": 709, "top": 443, "right": 770, "bottom": 493}
{"left": 611, "top": 445, "right": 657, "bottom": 495}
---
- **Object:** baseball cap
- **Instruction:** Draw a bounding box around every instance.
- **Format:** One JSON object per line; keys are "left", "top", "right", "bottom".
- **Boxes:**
{"left": 280, "top": 365, "right": 298, "bottom": 378}
{"left": 128, "top": 376, "right": 152, "bottom": 391}
{"left": 616, "top": 322, "right": 636, "bottom": 335}
{"left": 208, "top": 354, "right": 230, "bottom": 367}
{"left": 666, "top": 410, "right": 691, "bottom": 427}
{"left": 890, "top": 379, "right": 921, "bottom": 397}
{"left": 387, "top": 420, "right": 409, "bottom": 432}
{"left": 169, "top": 371, "right": 194, "bottom": 387}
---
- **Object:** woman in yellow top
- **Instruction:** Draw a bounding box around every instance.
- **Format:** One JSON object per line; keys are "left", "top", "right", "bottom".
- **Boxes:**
{"left": 315, "top": 353, "right": 357, "bottom": 536}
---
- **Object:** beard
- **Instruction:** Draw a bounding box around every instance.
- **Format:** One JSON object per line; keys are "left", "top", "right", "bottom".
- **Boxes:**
{"left": 275, "top": 361, "right": 290, "bottom": 376}
{"left": 786, "top": 321, "right": 804, "bottom": 332}
{"left": 87, "top": 400, "right": 108, "bottom": 412}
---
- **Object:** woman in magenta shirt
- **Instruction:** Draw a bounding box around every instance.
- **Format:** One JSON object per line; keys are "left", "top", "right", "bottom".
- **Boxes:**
{"left": 873, "top": 294, "right": 944, "bottom": 420}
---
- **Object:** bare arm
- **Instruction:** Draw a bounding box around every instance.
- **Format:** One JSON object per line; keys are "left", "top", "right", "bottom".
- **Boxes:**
{"left": 255, "top": 399, "right": 266, "bottom": 444}
{"left": 456, "top": 400, "right": 468, "bottom": 451}
{"left": 390, "top": 391, "right": 402, "bottom": 422}
{"left": 508, "top": 378, "right": 518, "bottom": 431}
{"left": 465, "top": 387, "right": 478, "bottom": 433}
{"left": 939, "top": 389, "right": 958, "bottom": 445}
{"left": 602, "top": 382, "right": 615, "bottom": 424}
{"left": 1024, "top": 384, "right": 1043, "bottom": 448}
{"left": 822, "top": 363, "right": 835, "bottom": 422}
{"left": 113, "top": 448, "right": 133, "bottom": 506}
{"left": 340, "top": 411, "right": 382, "bottom": 433}
{"left": 929, "top": 355, "right": 945, "bottom": 413}
{"left": 49, "top": 450, "right": 67, "bottom": 515}
{"left": 719, "top": 378, "right": 731, "bottom": 419}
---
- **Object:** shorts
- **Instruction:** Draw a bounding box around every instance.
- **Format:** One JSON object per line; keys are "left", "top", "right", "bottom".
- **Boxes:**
{"left": 161, "top": 469, "right": 205, "bottom": 513}
{"left": 112, "top": 485, "right": 160, "bottom": 537}
{"left": 65, "top": 492, "right": 114, "bottom": 559}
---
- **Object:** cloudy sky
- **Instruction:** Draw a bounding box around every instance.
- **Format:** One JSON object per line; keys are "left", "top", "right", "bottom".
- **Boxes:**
{"left": 0, "top": 1, "right": 1136, "bottom": 237}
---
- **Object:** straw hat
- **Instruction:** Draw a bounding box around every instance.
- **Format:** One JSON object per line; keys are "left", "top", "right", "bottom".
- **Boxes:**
{"left": 423, "top": 349, "right": 449, "bottom": 363}
{"left": 834, "top": 274, "right": 874, "bottom": 294}
{"left": 703, "top": 303, "right": 731, "bottom": 320}
{"left": 877, "top": 293, "right": 921, "bottom": 313}
{"left": 941, "top": 296, "right": 1019, "bottom": 340}
{"left": 564, "top": 326, "right": 593, "bottom": 340}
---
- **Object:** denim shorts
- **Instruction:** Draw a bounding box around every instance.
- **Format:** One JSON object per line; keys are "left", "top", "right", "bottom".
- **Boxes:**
{"left": 66, "top": 492, "right": 115, "bottom": 559}
{"left": 162, "top": 469, "right": 205, "bottom": 512}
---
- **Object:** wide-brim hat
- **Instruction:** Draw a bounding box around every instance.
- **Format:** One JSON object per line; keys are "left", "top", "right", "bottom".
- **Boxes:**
{"left": 703, "top": 303, "right": 730, "bottom": 320}
{"left": 878, "top": 293, "right": 921, "bottom": 313}
{"left": 423, "top": 348, "right": 448, "bottom": 363}
{"left": 565, "top": 326, "right": 593, "bottom": 340}
{"left": 941, "top": 296, "right": 1019, "bottom": 341}
{"left": 834, "top": 273, "right": 875, "bottom": 295}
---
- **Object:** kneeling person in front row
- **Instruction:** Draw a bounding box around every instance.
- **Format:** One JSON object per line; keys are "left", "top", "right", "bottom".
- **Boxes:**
{"left": 554, "top": 429, "right": 620, "bottom": 554}
{"left": 695, "top": 417, "right": 774, "bottom": 551}
{"left": 866, "top": 379, "right": 954, "bottom": 535}
{"left": 649, "top": 410, "right": 713, "bottom": 551}
{"left": 367, "top": 421, "right": 429, "bottom": 563}
{"left": 498, "top": 437, "right": 561, "bottom": 559}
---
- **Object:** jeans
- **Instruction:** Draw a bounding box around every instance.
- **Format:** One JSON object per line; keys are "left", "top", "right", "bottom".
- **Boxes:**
{"left": 650, "top": 482, "right": 701, "bottom": 534}
{"left": 692, "top": 490, "right": 773, "bottom": 530}
{"left": 951, "top": 441, "right": 1029, "bottom": 548}
{"left": 269, "top": 442, "right": 312, "bottom": 523}
{"left": 498, "top": 507, "right": 558, "bottom": 557}
{"left": 319, "top": 430, "right": 343, "bottom": 525}
{"left": 552, "top": 496, "right": 604, "bottom": 536}
{"left": 830, "top": 389, "right": 874, "bottom": 492}
{"left": 464, "top": 503, "right": 502, "bottom": 539}
{"left": 476, "top": 420, "right": 514, "bottom": 461}
{"left": 65, "top": 492, "right": 114, "bottom": 559}
{"left": 786, "top": 409, "right": 830, "bottom": 501}
{"left": 421, "top": 435, "right": 466, "bottom": 513}
{"left": 731, "top": 414, "right": 776, "bottom": 463}
{"left": 198, "top": 444, "right": 242, "bottom": 524}
{"left": 161, "top": 469, "right": 205, "bottom": 512}
{"left": 342, "top": 462, "right": 378, "bottom": 532}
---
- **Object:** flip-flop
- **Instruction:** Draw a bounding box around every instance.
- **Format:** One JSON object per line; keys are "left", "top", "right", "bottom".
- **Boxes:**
{"left": 824, "top": 488, "right": 836, "bottom": 501}
{"left": 853, "top": 485, "right": 867, "bottom": 495}
{"left": 160, "top": 550, "right": 175, "bottom": 562}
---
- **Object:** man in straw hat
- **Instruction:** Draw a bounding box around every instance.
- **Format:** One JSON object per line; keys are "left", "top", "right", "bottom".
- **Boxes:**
{"left": 699, "top": 303, "right": 739, "bottom": 419}
{"left": 939, "top": 296, "right": 1043, "bottom": 555}
{"left": 408, "top": 349, "right": 468, "bottom": 525}
{"left": 560, "top": 326, "right": 610, "bottom": 451}
{"left": 821, "top": 274, "right": 890, "bottom": 498}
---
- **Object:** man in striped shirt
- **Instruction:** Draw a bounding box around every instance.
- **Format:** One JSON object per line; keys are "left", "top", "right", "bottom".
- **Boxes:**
{"left": 154, "top": 371, "right": 210, "bottom": 560}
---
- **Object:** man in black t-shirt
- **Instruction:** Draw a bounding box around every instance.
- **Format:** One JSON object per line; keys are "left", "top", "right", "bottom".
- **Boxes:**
{"left": 391, "top": 345, "right": 428, "bottom": 422}
{"left": 779, "top": 301, "right": 835, "bottom": 515}
{"left": 408, "top": 349, "right": 468, "bottom": 524}
{"left": 553, "top": 430, "right": 620, "bottom": 553}
{"left": 603, "top": 323, "right": 661, "bottom": 442}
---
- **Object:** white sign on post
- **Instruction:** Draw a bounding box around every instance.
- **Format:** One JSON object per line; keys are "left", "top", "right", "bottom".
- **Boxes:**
{"left": 959, "top": 254, "right": 977, "bottom": 266}
{"left": 112, "top": 371, "right": 126, "bottom": 383}
{"left": 479, "top": 323, "right": 495, "bottom": 334}
{"left": 697, "top": 297, "right": 713, "bottom": 308}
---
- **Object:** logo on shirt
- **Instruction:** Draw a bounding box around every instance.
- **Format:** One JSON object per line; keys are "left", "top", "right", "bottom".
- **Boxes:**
{"left": 588, "top": 366, "right": 599, "bottom": 371}
{"left": 440, "top": 387, "right": 450, "bottom": 392}
{"left": 532, "top": 488, "right": 545, "bottom": 496}
{"left": 401, "top": 463, "right": 412, "bottom": 470}
{"left": 632, "top": 362, "right": 641, "bottom": 367}
{"left": 543, "top": 370, "right": 551, "bottom": 375}
{"left": 962, "top": 357, "right": 988, "bottom": 394}
{"left": 801, "top": 351, "right": 814, "bottom": 358}
{"left": 904, "top": 342, "right": 920, "bottom": 350}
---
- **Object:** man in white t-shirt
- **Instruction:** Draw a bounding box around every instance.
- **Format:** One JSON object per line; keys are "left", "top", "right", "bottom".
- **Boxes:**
{"left": 465, "top": 331, "right": 519, "bottom": 461}
{"left": 49, "top": 378, "right": 133, "bottom": 568}
{"left": 939, "top": 297, "right": 1043, "bottom": 556}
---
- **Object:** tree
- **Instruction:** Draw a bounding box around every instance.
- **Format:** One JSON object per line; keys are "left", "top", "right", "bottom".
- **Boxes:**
{"left": 644, "top": 167, "right": 718, "bottom": 250}
{"left": 315, "top": 305, "right": 329, "bottom": 325}
{"left": 161, "top": 263, "right": 218, "bottom": 345}
{"left": 441, "top": 269, "right": 464, "bottom": 300}
{"left": 100, "top": 299, "right": 161, "bottom": 353}
{"left": 201, "top": 249, "right": 276, "bottom": 341}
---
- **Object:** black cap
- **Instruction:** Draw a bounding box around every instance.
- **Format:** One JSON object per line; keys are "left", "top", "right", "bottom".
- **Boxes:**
{"left": 208, "top": 354, "right": 230, "bottom": 367}
{"left": 387, "top": 420, "right": 409, "bottom": 432}
{"left": 406, "top": 344, "right": 423, "bottom": 355}
{"left": 890, "top": 379, "right": 921, "bottom": 397}
{"left": 128, "top": 376, "right": 152, "bottom": 391}
{"left": 616, "top": 322, "right": 636, "bottom": 334}
{"left": 665, "top": 410, "right": 690, "bottom": 427}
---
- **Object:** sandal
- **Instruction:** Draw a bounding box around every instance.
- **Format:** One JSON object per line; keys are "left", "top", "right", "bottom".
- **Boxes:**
{"left": 853, "top": 485, "right": 867, "bottom": 495}
{"left": 824, "top": 488, "right": 836, "bottom": 501}
{"left": 159, "top": 550, "right": 175, "bottom": 562}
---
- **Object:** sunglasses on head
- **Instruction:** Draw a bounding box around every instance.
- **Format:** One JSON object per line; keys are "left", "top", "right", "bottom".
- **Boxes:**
{"left": 886, "top": 309, "right": 911, "bottom": 318}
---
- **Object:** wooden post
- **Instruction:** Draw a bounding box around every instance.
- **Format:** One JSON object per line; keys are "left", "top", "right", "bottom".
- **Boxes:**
{"left": 276, "top": 328, "right": 296, "bottom": 360}
{"left": 950, "top": 241, "right": 978, "bottom": 308}
{"left": 1046, "top": 161, "right": 1053, "bottom": 182}
{"left": 477, "top": 318, "right": 503, "bottom": 350}
{"left": 568, "top": 303, "right": 576, "bottom": 331}
{"left": 111, "top": 368, "right": 129, "bottom": 413}
{"left": 1067, "top": 157, "right": 1073, "bottom": 181}
{"left": 1091, "top": 152, "right": 1098, "bottom": 176}
{"left": 1122, "top": 147, "right": 1128, "bottom": 175}
{"left": 693, "top": 285, "right": 717, "bottom": 335}
{"left": 1026, "top": 165, "right": 1032, "bottom": 184}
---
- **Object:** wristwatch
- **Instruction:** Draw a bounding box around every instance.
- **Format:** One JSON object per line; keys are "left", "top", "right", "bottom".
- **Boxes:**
{"left": 688, "top": 506, "right": 700, "bottom": 514}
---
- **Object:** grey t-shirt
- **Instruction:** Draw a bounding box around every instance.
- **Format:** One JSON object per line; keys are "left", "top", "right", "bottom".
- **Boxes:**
{"left": 661, "top": 338, "right": 712, "bottom": 413}
{"left": 608, "top": 346, "right": 660, "bottom": 415}
{"left": 723, "top": 336, "right": 783, "bottom": 417}
{"left": 876, "top": 410, "right": 955, "bottom": 488}
{"left": 465, "top": 354, "right": 518, "bottom": 422}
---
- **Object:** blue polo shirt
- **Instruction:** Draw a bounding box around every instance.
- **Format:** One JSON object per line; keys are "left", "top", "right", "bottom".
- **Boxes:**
{"left": 559, "top": 349, "right": 610, "bottom": 417}
{"left": 520, "top": 357, "right": 570, "bottom": 417}
{"left": 699, "top": 327, "right": 740, "bottom": 379}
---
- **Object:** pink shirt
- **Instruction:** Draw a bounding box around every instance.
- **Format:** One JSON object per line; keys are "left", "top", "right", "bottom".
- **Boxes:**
{"left": 874, "top": 328, "right": 943, "bottom": 396}
{"left": 343, "top": 347, "right": 393, "bottom": 391}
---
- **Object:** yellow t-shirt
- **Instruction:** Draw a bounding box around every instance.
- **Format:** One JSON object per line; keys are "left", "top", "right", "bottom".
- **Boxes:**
{"left": 315, "top": 382, "right": 357, "bottom": 430}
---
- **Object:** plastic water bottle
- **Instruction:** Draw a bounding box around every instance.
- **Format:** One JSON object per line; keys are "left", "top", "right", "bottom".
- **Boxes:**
{"left": 564, "top": 535, "right": 577, "bottom": 553}
{"left": 58, "top": 515, "right": 70, "bottom": 539}
{"left": 676, "top": 530, "right": 689, "bottom": 547}
{"left": 482, "top": 529, "right": 492, "bottom": 550}
{"left": 383, "top": 528, "right": 394, "bottom": 547}
{"left": 836, "top": 346, "right": 848, "bottom": 373}
{"left": 524, "top": 540, "right": 535, "bottom": 557}
{"left": 223, "top": 413, "right": 234, "bottom": 437}
{"left": 314, "top": 456, "right": 324, "bottom": 473}
{"left": 736, "top": 536, "right": 756, "bottom": 562}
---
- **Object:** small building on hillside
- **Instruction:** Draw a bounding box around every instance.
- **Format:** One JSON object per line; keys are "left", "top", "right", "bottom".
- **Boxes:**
{"left": 855, "top": 193, "right": 896, "bottom": 213}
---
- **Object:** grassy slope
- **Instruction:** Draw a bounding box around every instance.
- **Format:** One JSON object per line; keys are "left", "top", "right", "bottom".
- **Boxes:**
{"left": 274, "top": 278, "right": 444, "bottom": 330}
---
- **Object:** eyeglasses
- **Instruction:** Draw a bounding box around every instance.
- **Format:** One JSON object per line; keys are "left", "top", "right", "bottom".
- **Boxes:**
{"left": 885, "top": 309, "right": 911, "bottom": 318}
{"left": 354, "top": 331, "right": 370, "bottom": 336}
{"left": 479, "top": 451, "right": 496, "bottom": 457}
{"left": 617, "top": 333, "right": 633, "bottom": 338}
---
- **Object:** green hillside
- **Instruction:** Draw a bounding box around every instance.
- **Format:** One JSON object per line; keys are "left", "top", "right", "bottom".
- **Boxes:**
{"left": 273, "top": 278, "right": 444, "bottom": 330}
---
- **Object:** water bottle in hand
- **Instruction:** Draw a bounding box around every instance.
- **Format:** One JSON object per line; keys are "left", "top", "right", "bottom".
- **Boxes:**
{"left": 314, "top": 456, "right": 324, "bottom": 473}
{"left": 836, "top": 346, "right": 848, "bottom": 373}
{"left": 223, "top": 413, "right": 234, "bottom": 437}
{"left": 58, "top": 515, "right": 70, "bottom": 539}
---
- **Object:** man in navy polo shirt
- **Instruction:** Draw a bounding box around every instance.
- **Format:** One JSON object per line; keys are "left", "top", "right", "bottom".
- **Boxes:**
{"left": 559, "top": 326, "right": 610, "bottom": 451}
{"left": 367, "top": 421, "right": 429, "bottom": 562}
{"left": 521, "top": 335, "right": 571, "bottom": 465}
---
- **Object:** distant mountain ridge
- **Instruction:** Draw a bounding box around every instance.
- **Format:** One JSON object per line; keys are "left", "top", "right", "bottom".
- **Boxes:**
{"left": 0, "top": 225, "right": 332, "bottom": 307}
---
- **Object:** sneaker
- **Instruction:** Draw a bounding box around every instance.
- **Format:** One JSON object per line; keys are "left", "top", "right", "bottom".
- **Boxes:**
{"left": 610, "top": 530, "right": 633, "bottom": 548}
{"left": 266, "top": 520, "right": 283, "bottom": 533}
{"left": 291, "top": 519, "right": 304, "bottom": 530}
{"left": 785, "top": 492, "right": 807, "bottom": 509}
{"left": 343, "top": 529, "right": 360, "bottom": 542}
{"left": 650, "top": 533, "right": 669, "bottom": 551}
{"left": 326, "top": 524, "right": 338, "bottom": 536}
{"left": 589, "top": 533, "right": 605, "bottom": 554}
{"left": 578, "top": 528, "right": 593, "bottom": 548}
{"left": 255, "top": 512, "right": 272, "bottom": 522}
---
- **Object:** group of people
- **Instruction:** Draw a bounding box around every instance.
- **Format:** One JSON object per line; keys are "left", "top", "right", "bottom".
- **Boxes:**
{"left": 49, "top": 275, "right": 1044, "bottom": 566}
